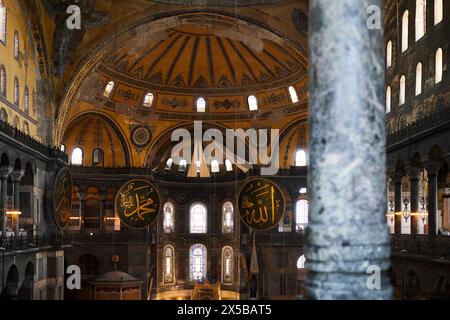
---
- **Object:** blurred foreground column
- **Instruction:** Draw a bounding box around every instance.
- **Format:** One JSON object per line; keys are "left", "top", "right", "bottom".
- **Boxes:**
{"left": 305, "top": 0, "right": 393, "bottom": 299}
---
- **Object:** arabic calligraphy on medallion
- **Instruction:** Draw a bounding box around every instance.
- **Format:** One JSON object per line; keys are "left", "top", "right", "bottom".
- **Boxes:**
{"left": 237, "top": 178, "right": 285, "bottom": 231}
{"left": 115, "top": 179, "right": 161, "bottom": 229}
{"left": 53, "top": 167, "right": 73, "bottom": 230}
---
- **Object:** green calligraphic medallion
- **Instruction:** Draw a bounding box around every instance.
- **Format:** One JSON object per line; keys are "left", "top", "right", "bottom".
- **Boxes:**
{"left": 53, "top": 167, "right": 73, "bottom": 230}
{"left": 237, "top": 178, "right": 285, "bottom": 231}
{"left": 115, "top": 179, "right": 161, "bottom": 229}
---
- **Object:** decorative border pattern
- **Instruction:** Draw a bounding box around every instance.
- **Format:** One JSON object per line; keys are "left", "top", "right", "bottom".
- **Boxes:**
{"left": 151, "top": 0, "right": 287, "bottom": 6}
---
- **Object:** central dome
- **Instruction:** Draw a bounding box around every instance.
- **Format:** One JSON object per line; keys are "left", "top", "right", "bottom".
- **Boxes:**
{"left": 100, "top": 13, "right": 306, "bottom": 95}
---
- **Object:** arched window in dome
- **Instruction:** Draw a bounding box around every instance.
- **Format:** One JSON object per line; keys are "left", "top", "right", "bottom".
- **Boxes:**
{"left": 222, "top": 201, "right": 234, "bottom": 233}
{"left": 399, "top": 75, "right": 406, "bottom": 105}
{"left": 415, "top": 0, "right": 427, "bottom": 41}
{"left": 196, "top": 97, "right": 206, "bottom": 113}
{"left": 296, "top": 199, "right": 309, "bottom": 231}
{"left": 163, "top": 202, "right": 175, "bottom": 233}
{"left": 0, "top": 1, "right": 6, "bottom": 44}
{"left": 225, "top": 159, "right": 233, "bottom": 172}
{"left": 295, "top": 149, "right": 307, "bottom": 167}
{"left": 163, "top": 245, "right": 175, "bottom": 284}
{"left": 165, "top": 158, "right": 173, "bottom": 170}
{"left": 14, "top": 31, "right": 19, "bottom": 59}
{"left": 434, "top": 0, "right": 443, "bottom": 25}
{"left": 179, "top": 159, "right": 187, "bottom": 172}
{"left": 190, "top": 244, "right": 207, "bottom": 281}
{"left": 402, "top": 11, "right": 409, "bottom": 52}
{"left": 0, "top": 108, "right": 7, "bottom": 123}
{"left": 143, "top": 92, "right": 154, "bottom": 108}
{"left": 299, "top": 187, "right": 307, "bottom": 194}
{"left": 416, "top": 63, "right": 423, "bottom": 95}
{"left": 60, "top": 144, "right": 66, "bottom": 153}
{"left": 288, "top": 86, "right": 299, "bottom": 103}
{"left": 386, "top": 41, "right": 392, "bottom": 68}
{"left": 248, "top": 95, "right": 258, "bottom": 111}
{"left": 222, "top": 246, "right": 233, "bottom": 284}
{"left": 0, "top": 65, "right": 6, "bottom": 96}
{"left": 103, "top": 81, "right": 115, "bottom": 98}
{"left": 92, "top": 148, "right": 104, "bottom": 167}
{"left": 386, "top": 86, "right": 392, "bottom": 113}
{"left": 190, "top": 203, "right": 207, "bottom": 234}
{"left": 12, "top": 116, "right": 19, "bottom": 129}
{"left": 211, "top": 160, "right": 220, "bottom": 173}
{"left": 22, "top": 121, "right": 29, "bottom": 135}
{"left": 297, "top": 255, "right": 306, "bottom": 269}
{"left": 24, "top": 86, "right": 29, "bottom": 114}
{"left": 71, "top": 148, "right": 83, "bottom": 166}
{"left": 435, "top": 48, "right": 443, "bottom": 84}
{"left": 14, "top": 77, "right": 19, "bottom": 106}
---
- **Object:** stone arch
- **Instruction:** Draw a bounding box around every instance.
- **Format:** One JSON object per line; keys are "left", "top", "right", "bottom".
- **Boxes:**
{"left": 1, "top": 265, "right": 19, "bottom": 300}
{"left": 18, "top": 261, "right": 34, "bottom": 300}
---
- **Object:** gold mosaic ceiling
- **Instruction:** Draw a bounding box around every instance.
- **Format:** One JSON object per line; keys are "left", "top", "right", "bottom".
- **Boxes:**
{"left": 100, "top": 14, "right": 306, "bottom": 95}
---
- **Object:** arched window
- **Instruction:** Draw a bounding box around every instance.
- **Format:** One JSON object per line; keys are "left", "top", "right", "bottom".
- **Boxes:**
{"left": 0, "top": 65, "right": 6, "bottom": 96}
{"left": 24, "top": 86, "right": 29, "bottom": 114}
{"left": 71, "top": 148, "right": 83, "bottom": 166}
{"left": 248, "top": 95, "right": 258, "bottom": 111}
{"left": 165, "top": 158, "right": 173, "bottom": 170}
{"left": 103, "top": 81, "right": 115, "bottom": 98}
{"left": 12, "top": 116, "right": 19, "bottom": 129}
{"left": 295, "top": 149, "right": 307, "bottom": 167}
{"left": 386, "top": 86, "right": 392, "bottom": 113}
{"left": 60, "top": 144, "right": 66, "bottom": 152}
{"left": 0, "top": 108, "right": 7, "bottom": 122}
{"left": 0, "top": 1, "right": 6, "bottom": 44}
{"left": 190, "top": 244, "right": 207, "bottom": 281}
{"left": 435, "top": 48, "right": 443, "bottom": 84}
{"left": 225, "top": 159, "right": 233, "bottom": 172}
{"left": 211, "top": 160, "right": 219, "bottom": 173}
{"left": 297, "top": 255, "right": 306, "bottom": 269}
{"left": 386, "top": 41, "right": 393, "bottom": 68}
{"left": 178, "top": 159, "right": 187, "bottom": 172}
{"left": 222, "top": 246, "right": 233, "bottom": 284}
{"left": 399, "top": 75, "right": 406, "bottom": 105}
{"left": 299, "top": 187, "right": 307, "bottom": 194}
{"left": 14, "top": 78, "right": 19, "bottom": 106}
{"left": 163, "top": 202, "right": 175, "bottom": 233}
{"left": 22, "top": 121, "right": 29, "bottom": 135}
{"left": 415, "top": 0, "right": 427, "bottom": 41}
{"left": 14, "top": 31, "right": 19, "bottom": 58}
{"left": 296, "top": 199, "right": 308, "bottom": 231}
{"left": 196, "top": 97, "right": 206, "bottom": 113}
{"left": 402, "top": 11, "right": 409, "bottom": 52}
{"left": 143, "top": 92, "right": 154, "bottom": 108}
{"left": 288, "top": 86, "right": 299, "bottom": 103}
{"left": 92, "top": 148, "right": 104, "bottom": 167}
{"left": 222, "top": 201, "right": 234, "bottom": 233}
{"left": 416, "top": 63, "right": 423, "bottom": 95}
{"left": 190, "top": 203, "right": 207, "bottom": 234}
{"left": 163, "top": 245, "right": 175, "bottom": 284}
{"left": 434, "top": 0, "right": 443, "bottom": 25}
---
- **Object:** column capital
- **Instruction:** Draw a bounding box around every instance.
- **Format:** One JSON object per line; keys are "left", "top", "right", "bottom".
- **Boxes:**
{"left": 392, "top": 172, "right": 404, "bottom": 183}
{"left": 11, "top": 169, "right": 25, "bottom": 182}
{"left": 405, "top": 166, "right": 422, "bottom": 180}
{"left": 0, "top": 165, "right": 12, "bottom": 179}
{"left": 424, "top": 161, "right": 441, "bottom": 175}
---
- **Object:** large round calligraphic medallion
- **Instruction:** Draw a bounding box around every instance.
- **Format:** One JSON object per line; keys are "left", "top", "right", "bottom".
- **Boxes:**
{"left": 115, "top": 179, "right": 161, "bottom": 229}
{"left": 53, "top": 167, "right": 73, "bottom": 230}
{"left": 237, "top": 178, "right": 285, "bottom": 231}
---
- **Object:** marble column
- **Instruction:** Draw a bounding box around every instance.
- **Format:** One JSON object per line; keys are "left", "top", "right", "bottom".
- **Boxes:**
{"left": 11, "top": 169, "right": 24, "bottom": 233}
{"left": 306, "top": 0, "right": 392, "bottom": 299}
{"left": 406, "top": 167, "right": 421, "bottom": 234}
{"left": 0, "top": 166, "right": 12, "bottom": 234}
{"left": 393, "top": 172, "right": 403, "bottom": 235}
{"left": 424, "top": 162, "right": 441, "bottom": 238}
{"left": 78, "top": 191, "right": 86, "bottom": 230}
{"left": 100, "top": 191, "right": 107, "bottom": 231}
